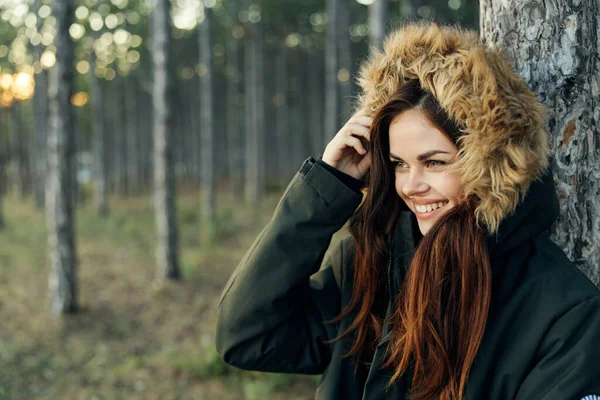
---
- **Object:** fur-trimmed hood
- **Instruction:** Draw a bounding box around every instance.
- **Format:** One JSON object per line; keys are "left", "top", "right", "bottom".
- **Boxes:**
{"left": 356, "top": 22, "right": 551, "bottom": 234}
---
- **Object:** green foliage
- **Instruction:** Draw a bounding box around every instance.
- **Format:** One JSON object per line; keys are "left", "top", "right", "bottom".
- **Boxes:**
{"left": 168, "top": 343, "right": 232, "bottom": 379}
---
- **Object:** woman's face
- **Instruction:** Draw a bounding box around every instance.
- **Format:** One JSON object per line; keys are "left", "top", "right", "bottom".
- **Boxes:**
{"left": 388, "top": 109, "right": 463, "bottom": 235}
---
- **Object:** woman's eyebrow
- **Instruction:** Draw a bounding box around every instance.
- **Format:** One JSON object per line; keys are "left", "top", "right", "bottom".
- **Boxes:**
{"left": 389, "top": 150, "right": 450, "bottom": 161}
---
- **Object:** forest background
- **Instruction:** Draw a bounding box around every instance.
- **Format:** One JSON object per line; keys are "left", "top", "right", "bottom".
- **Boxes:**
{"left": 0, "top": 0, "right": 598, "bottom": 399}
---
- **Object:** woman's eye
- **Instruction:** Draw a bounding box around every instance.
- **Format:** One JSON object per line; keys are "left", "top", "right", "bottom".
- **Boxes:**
{"left": 425, "top": 160, "right": 446, "bottom": 168}
{"left": 391, "top": 161, "right": 409, "bottom": 170}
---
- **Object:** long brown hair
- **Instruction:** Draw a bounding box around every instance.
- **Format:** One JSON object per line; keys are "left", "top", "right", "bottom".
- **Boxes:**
{"left": 331, "top": 80, "right": 492, "bottom": 399}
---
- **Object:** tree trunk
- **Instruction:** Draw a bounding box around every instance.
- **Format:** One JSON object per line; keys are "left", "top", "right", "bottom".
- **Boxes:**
{"left": 199, "top": 3, "right": 216, "bottom": 226}
{"left": 11, "top": 103, "right": 32, "bottom": 199}
{"left": 325, "top": 0, "right": 340, "bottom": 146}
{"left": 369, "top": 0, "right": 389, "bottom": 50}
{"left": 90, "top": 32, "right": 108, "bottom": 216}
{"left": 274, "top": 43, "right": 289, "bottom": 185}
{"left": 125, "top": 75, "right": 138, "bottom": 193}
{"left": 0, "top": 134, "right": 5, "bottom": 230}
{"left": 226, "top": 0, "right": 244, "bottom": 198}
{"left": 308, "top": 48, "right": 324, "bottom": 160}
{"left": 480, "top": 0, "right": 600, "bottom": 286}
{"left": 114, "top": 77, "right": 128, "bottom": 196}
{"left": 243, "top": 0, "right": 264, "bottom": 206}
{"left": 31, "top": 0, "right": 47, "bottom": 208}
{"left": 338, "top": 1, "right": 353, "bottom": 121}
{"left": 47, "top": 0, "right": 77, "bottom": 315}
{"left": 152, "top": 0, "right": 180, "bottom": 280}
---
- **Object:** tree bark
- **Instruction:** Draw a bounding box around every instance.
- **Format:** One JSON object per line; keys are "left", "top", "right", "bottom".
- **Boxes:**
{"left": 0, "top": 128, "right": 5, "bottom": 230}
{"left": 274, "top": 43, "right": 289, "bottom": 185}
{"left": 90, "top": 46, "right": 108, "bottom": 216}
{"left": 226, "top": 0, "right": 244, "bottom": 198}
{"left": 152, "top": 0, "right": 181, "bottom": 280}
{"left": 199, "top": 2, "right": 216, "bottom": 226}
{"left": 480, "top": 0, "right": 600, "bottom": 286}
{"left": 338, "top": 1, "right": 353, "bottom": 121}
{"left": 47, "top": 0, "right": 77, "bottom": 315}
{"left": 125, "top": 75, "right": 138, "bottom": 193}
{"left": 325, "top": 0, "right": 340, "bottom": 146}
{"left": 31, "top": 0, "right": 47, "bottom": 208}
{"left": 11, "top": 103, "right": 32, "bottom": 199}
{"left": 114, "top": 77, "right": 128, "bottom": 197}
{"left": 243, "top": 0, "right": 265, "bottom": 206}
{"left": 369, "top": 0, "right": 389, "bottom": 50}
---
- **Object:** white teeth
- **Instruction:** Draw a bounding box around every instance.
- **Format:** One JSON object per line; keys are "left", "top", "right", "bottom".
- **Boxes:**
{"left": 415, "top": 201, "right": 448, "bottom": 213}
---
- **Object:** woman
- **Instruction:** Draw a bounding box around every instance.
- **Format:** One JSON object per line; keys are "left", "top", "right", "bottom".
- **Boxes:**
{"left": 216, "top": 22, "right": 600, "bottom": 399}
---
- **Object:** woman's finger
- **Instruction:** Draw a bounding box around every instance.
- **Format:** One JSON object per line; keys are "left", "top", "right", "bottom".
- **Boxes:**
{"left": 348, "top": 115, "right": 373, "bottom": 127}
{"left": 346, "top": 123, "right": 371, "bottom": 140}
{"left": 343, "top": 136, "right": 367, "bottom": 155}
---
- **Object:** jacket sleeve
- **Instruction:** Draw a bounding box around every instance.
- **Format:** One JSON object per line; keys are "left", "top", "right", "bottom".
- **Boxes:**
{"left": 215, "top": 157, "right": 362, "bottom": 374}
{"left": 515, "top": 296, "right": 600, "bottom": 399}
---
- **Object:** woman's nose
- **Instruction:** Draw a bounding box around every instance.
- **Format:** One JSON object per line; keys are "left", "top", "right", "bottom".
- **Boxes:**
{"left": 401, "top": 170, "right": 429, "bottom": 197}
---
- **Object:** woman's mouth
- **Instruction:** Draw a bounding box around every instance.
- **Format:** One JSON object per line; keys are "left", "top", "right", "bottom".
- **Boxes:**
{"left": 413, "top": 201, "right": 449, "bottom": 220}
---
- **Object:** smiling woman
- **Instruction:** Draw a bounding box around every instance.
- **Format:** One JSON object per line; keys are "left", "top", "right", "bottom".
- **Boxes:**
{"left": 216, "top": 22, "right": 600, "bottom": 400}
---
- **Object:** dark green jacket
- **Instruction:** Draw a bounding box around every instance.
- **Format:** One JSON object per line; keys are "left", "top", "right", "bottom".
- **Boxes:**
{"left": 216, "top": 157, "right": 600, "bottom": 399}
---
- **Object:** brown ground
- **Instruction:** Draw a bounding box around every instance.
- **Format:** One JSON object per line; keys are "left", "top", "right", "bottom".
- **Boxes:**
{"left": 0, "top": 190, "right": 317, "bottom": 399}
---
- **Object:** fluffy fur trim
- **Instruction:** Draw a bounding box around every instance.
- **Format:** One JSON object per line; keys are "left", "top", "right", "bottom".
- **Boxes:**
{"left": 356, "top": 22, "right": 550, "bottom": 233}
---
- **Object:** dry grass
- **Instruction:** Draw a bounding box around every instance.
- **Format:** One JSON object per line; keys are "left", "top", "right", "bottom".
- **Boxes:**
{"left": 0, "top": 189, "right": 317, "bottom": 400}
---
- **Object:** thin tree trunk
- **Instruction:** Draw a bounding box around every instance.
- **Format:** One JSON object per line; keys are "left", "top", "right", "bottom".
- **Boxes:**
{"left": 369, "top": 0, "right": 389, "bottom": 50}
{"left": 338, "top": 1, "right": 353, "bottom": 120}
{"left": 274, "top": 43, "right": 289, "bottom": 185}
{"left": 0, "top": 133, "right": 5, "bottom": 230}
{"left": 308, "top": 48, "right": 324, "bottom": 159}
{"left": 199, "top": 3, "right": 216, "bottom": 226}
{"left": 31, "top": 0, "right": 47, "bottom": 208}
{"left": 243, "top": 0, "right": 264, "bottom": 206}
{"left": 11, "top": 103, "right": 32, "bottom": 198}
{"left": 480, "top": 0, "right": 600, "bottom": 286}
{"left": 226, "top": 1, "right": 244, "bottom": 197}
{"left": 47, "top": 0, "right": 77, "bottom": 315}
{"left": 115, "top": 76, "right": 128, "bottom": 196}
{"left": 90, "top": 34, "right": 108, "bottom": 216}
{"left": 125, "top": 76, "right": 138, "bottom": 193}
{"left": 325, "top": 0, "right": 340, "bottom": 146}
{"left": 152, "top": 0, "right": 180, "bottom": 280}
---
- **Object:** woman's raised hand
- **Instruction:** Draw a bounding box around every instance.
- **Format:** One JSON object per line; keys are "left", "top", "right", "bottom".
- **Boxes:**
{"left": 321, "top": 111, "right": 373, "bottom": 180}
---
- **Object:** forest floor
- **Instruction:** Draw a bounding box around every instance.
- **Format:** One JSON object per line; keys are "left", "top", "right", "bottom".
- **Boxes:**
{"left": 0, "top": 188, "right": 319, "bottom": 400}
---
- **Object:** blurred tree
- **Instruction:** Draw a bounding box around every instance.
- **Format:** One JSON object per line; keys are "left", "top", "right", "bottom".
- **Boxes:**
{"left": 481, "top": 0, "right": 600, "bottom": 286}
{"left": 89, "top": 3, "right": 109, "bottom": 216}
{"left": 225, "top": 0, "right": 244, "bottom": 198}
{"left": 243, "top": 0, "right": 265, "bottom": 207}
{"left": 369, "top": 0, "right": 389, "bottom": 50}
{"left": 0, "top": 111, "right": 7, "bottom": 230}
{"left": 152, "top": 0, "right": 181, "bottom": 280}
{"left": 47, "top": 0, "right": 78, "bottom": 315}
{"left": 324, "top": 0, "right": 340, "bottom": 146}
{"left": 11, "top": 102, "right": 31, "bottom": 198}
{"left": 124, "top": 70, "right": 139, "bottom": 193}
{"left": 338, "top": 1, "right": 353, "bottom": 120}
{"left": 30, "top": 0, "right": 48, "bottom": 208}
{"left": 199, "top": 1, "right": 216, "bottom": 228}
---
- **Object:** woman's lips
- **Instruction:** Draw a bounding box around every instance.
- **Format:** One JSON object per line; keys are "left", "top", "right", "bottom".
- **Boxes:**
{"left": 413, "top": 201, "right": 449, "bottom": 221}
